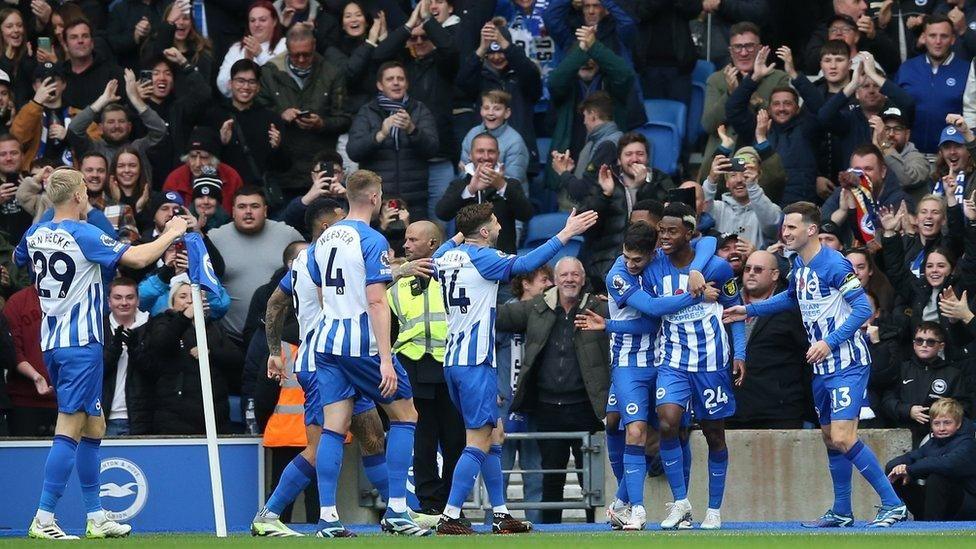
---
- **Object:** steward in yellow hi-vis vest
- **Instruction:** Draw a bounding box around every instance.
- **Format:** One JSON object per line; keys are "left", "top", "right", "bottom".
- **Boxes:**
{"left": 386, "top": 220, "right": 466, "bottom": 512}
{"left": 263, "top": 344, "right": 306, "bottom": 448}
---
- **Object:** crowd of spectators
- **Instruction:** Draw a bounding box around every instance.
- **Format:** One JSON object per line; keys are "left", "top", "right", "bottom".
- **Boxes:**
{"left": 1, "top": 0, "right": 976, "bottom": 523}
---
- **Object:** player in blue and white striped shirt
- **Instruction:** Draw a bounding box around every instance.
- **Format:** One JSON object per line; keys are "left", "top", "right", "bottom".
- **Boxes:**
{"left": 16, "top": 168, "right": 188, "bottom": 540}
{"left": 305, "top": 171, "right": 429, "bottom": 537}
{"left": 587, "top": 222, "right": 717, "bottom": 531}
{"left": 431, "top": 202, "right": 597, "bottom": 535}
{"left": 726, "top": 201, "right": 907, "bottom": 528}
{"left": 648, "top": 203, "right": 745, "bottom": 531}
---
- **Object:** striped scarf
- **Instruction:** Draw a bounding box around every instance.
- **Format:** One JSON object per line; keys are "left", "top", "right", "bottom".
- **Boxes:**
{"left": 376, "top": 93, "right": 409, "bottom": 150}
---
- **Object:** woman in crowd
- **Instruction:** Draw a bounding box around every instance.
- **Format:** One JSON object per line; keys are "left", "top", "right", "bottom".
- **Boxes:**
{"left": 140, "top": 2, "right": 216, "bottom": 83}
{"left": 107, "top": 145, "right": 153, "bottom": 231}
{"left": 216, "top": 0, "right": 286, "bottom": 97}
{"left": 0, "top": 9, "right": 34, "bottom": 105}
{"left": 845, "top": 247, "right": 895, "bottom": 317}
{"left": 138, "top": 282, "right": 241, "bottom": 435}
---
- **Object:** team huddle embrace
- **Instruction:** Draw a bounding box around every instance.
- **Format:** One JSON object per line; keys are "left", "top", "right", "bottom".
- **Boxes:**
{"left": 20, "top": 167, "right": 906, "bottom": 539}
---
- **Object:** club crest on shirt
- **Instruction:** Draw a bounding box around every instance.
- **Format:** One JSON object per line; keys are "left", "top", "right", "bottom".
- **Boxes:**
{"left": 380, "top": 251, "right": 390, "bottom": 267}
{"left": 611, "top": 274, "right": 629, "bottom": 295}
{"left": 723, "top": 278, "right": 738, "bottom": 297}
{"left": 100, "top": 234, "right": 117, "bottom": 248}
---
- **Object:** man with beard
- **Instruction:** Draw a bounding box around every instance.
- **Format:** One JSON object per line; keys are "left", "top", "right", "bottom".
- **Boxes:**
{"left": 67, "top": 70, "right": 167, "bottom": 170}
{"left": 824, "top": 144, "right": 915, "bottom": 239}
{"left": 704, "top": 147, "right": 782, "bottom": 250}
{"left": 208, "top": 186, "right": 303, "bottom": 349}
{"left": 873, "top": 107, "right": 930, "bottom": 204}
{"left": 579, "top": 132, "right": 675, "bottom": 292}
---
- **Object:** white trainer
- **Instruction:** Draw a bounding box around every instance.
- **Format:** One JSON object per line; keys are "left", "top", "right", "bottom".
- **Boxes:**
{"left": 27, "top": 517, "right": 79, "bottom": 540}
{"left": 85, "top": 518, "right": 132, "bottom": 539}
{"left": 621, "top": 504, "right": 646, "bottom": 531}
{"left": 700, "top": 508, "right": 721, "bottom": 530}
{"left": 607, "top": 501, "right": 631, "bottom": 530}
{"left": 661, "top": 499, "right": 693, "bottom": 530}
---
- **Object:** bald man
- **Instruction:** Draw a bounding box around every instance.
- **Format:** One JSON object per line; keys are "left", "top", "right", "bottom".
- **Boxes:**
{"left": 727, "top": 250, "right": 811, "bottom": 430}
{"left": 388, "top": 221, "right": 465, "bottom": 514}
{"left": 497, "top": 256, "right": 610, "bottom": 523}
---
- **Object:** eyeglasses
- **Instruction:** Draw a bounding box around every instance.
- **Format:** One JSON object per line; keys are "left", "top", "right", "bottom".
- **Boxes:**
{"left": 828, "top": 26, "right": 856, "bottom": 35}
{"left": 729, "top": 43, "right": 758, "bottom": 53}
{"left": 231, "top": 77, "right": 258, "bottom": 86}
{"left": 913, "top": 337, "right": 943, "bottom": 347}
{"left": 408, "top": 34, "right": 429, "bottom": 43}
{"left": 743, "top": 264, "right": 767, "bottom": 274}
{"left": 883, "top": 125, "right": 906, "bottom": 133}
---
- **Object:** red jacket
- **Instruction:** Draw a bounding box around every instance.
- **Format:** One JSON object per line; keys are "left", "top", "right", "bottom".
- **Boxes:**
{"left": 162, "top": 163, "right": 243, "bottom": 213}
{"left": 2, "top": 286, "right": 56, "bottom": 409}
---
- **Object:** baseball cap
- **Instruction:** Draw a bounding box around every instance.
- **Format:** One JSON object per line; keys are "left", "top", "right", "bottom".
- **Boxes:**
{"left": 940, "top": 125, "right": 966, "bottom": 147}
{"left": 33, "top": 62, "right": 63, "bottom": 82}
{"left": 881, "top": 107, "right": 906, "bottom": 125}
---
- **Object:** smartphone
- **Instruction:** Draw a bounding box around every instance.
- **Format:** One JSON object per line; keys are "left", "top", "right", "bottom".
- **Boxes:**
{"left": 139, "top": 69, "right": 153, "bottom": 84}
{"left": 728, "top": 158, "right": 747, "bottom": 172}
{"left": 387, "top": 199, "right": 400, "bottom": 210}
{"left": 37, "top": 36, "right": 51, "bottom": 52}
{"left": 173, "top": 239, "right": 186, "bottom": 256}
{"left": 297, "top": 110, "right": 312, "bottom": 119}
{"left": 321, "top": 162, "right": 334, "bottom": 178}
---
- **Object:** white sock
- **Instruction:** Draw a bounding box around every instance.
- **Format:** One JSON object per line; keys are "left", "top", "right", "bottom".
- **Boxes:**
{"left": 320, "top": 506, "right": 339, "bottom": 522}
{"left": 388, "top": 497, "right": 407, "bottom": 513}
{"left": 87, "top": 510, "right": 107, "bottom": 523}
{"left": 443, "top": 504, "right": 461, "bottom": 519}
{"left": 35, "top": 510, "right": 54, "bottom": 525}
{"left": 260, "top": 508, "right": 279, "bottom": 519}
{"left": 677, "top": 498, "right": 690, "bottom": 506}
{"left": 612, "top": 498, "right": 627, "bottom": 509}
{"left": 492, "top": 505, "right": 509, "bottom": 514}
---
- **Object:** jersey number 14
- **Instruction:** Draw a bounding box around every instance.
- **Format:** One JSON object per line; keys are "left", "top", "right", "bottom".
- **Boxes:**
{"left": 439, "top": 270, "right": 470, "bottom": 313}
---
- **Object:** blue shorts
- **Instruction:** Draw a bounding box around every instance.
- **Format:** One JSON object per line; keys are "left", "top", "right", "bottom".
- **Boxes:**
{"left": 43, "top": 344, "right": 103, "bottom": 416}
{"left": 315, "top": 353, "right": 413, "bottom": 406}
{"left": 612, "top": 367, "right": 657, "bottom": 427}
{"left": 656, "top": 366, "right": 736, "bottom": 421}
{"left": 444, "top": 365, "right": 498, "bottom": 429}
{"left": 606, "top": 383, "right": 619, "bottom": 414}
{"left": 298, "top": 371, "right": 377, "bottom": 426}
{"left": 812, "top": 366, "right": 869, "bottom": 425}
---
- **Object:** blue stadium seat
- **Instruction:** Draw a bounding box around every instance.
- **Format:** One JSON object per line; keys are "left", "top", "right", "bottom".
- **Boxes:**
{"left": 517, "top": 237, "right": 583, "bottom": 267}
{"left": 228, "top": 395, "right": 243, "bottom": 427}
{"left": 637, "top": 123, "right": 681, "bottom": 176}
{"left": 537, "top": 137, "right": 552, "bottom": 161}
{"left": 643, "top": 99, "right": 687, "bottom": 143}
{"left": 688, "top": 59, "right": 715, "bottom": 147}
{"left": 530, "top": 137, "right": 557, "bottom": 214}
{"left": 523, "top": 212, "right": 569, "bottom": 249}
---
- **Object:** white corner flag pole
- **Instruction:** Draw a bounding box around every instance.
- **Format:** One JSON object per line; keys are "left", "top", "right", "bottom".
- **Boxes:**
{"left": 191, "top": 283, "right": 228, "bottom": 538}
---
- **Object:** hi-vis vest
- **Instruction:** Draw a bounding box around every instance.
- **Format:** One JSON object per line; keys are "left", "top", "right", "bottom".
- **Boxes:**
{"left": 263, "top": 344, "right": 306, "bottom": 448}
{"left": 387, "top": 275, "right": 447, "bottom": 362}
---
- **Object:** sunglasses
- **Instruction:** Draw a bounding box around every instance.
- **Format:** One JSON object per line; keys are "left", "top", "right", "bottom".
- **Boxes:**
{"left": 743, "top": 264, "right": 768, "bottom": 274}
{"left": 913, "top": 337, "right": 943, "bottom": 347}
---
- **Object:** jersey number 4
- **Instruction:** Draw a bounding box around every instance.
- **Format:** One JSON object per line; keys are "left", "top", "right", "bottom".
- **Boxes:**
{"left": 324, "top": 248, "right": 345, "bottom": 294}
{"left": 439, "top": 270, "right": 470, "bottom": 313}
{"left": 32, "top": 251, "right": 76, "bottom": 299}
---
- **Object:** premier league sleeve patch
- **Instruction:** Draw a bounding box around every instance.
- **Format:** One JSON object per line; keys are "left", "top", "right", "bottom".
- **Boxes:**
{"left": 723, "top": 278, "right": 739, "bottom": 297}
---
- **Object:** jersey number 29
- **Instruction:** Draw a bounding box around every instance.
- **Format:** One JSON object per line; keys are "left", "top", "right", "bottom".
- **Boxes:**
{"left": 32, "top": 251, "right": 76, "bottom": 299}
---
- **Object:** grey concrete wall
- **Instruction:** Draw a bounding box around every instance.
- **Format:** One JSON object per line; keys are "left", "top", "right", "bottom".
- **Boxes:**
{"left": 610, "top": 429, "right": 913, "bottom": 522}
{"left": 305, "top": 429, "right": 911, "bottom": 523}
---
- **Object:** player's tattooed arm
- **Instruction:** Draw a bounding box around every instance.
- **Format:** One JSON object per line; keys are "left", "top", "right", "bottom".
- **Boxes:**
{"left": 265, "top": 287, "right": 293, "bottom": 358}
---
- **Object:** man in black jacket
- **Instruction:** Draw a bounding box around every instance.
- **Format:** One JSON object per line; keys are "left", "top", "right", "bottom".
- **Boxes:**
{"left": 436, "top": 132, "right": 532, "bottom": 254}
{"left": 214, "top": 59, "right": 291, "bottom": 189}
{"left": 886, "top": 397, "right": 976, "bottom": 520}
{"left": 577, "top": 132, "right": 674, "bottom": 292}
{"left": 882, "top": 322, "right": 972, "bottom": 447}
{"left": 60, "top": 18, "right": 125, "bottom": 111}
{"left": 727, "top": 250, "right": 812, "bottom": 429}
{"left": 102, "top": 278, "right": 151, "bottom": 437}
{"left": 347, "top": 61, "right": 439, "bottom": 221}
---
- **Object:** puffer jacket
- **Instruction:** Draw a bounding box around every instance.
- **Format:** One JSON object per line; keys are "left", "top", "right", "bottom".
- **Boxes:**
{"left": 347, "top": 97, "right": 439, "bottom": 221}
{"left": 886, "top": 420, "right": 976, "bottom": 495}
{"left": 257, "top": 52, "right": 351, "bottom": 191}
{"left": 138, "top": 310, "right": 242, "bottom": 435}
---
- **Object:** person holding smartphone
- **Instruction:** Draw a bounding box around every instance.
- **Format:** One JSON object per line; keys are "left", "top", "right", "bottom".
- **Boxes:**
{"left": 703, "top": 145, "right": 782, "bottom": 250}
{"left": 10, "top": 63, "right": 70, "bottom": 170}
